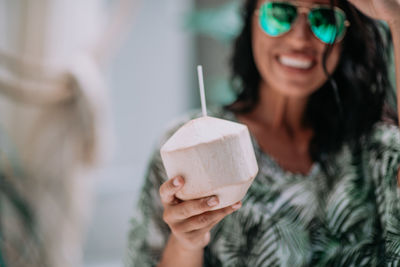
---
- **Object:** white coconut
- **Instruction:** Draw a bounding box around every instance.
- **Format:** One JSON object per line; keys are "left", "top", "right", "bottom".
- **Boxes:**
{"left": 160, "top": 116, "right": 258, "bottom": 210}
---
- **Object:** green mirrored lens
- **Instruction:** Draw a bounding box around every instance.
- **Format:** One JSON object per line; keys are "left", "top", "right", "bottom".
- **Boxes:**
{"left": 309, "top": 8, "right": 346, "bottom": 44}
{"left": 259, "top": 2, "right": 297, "bottom": 36}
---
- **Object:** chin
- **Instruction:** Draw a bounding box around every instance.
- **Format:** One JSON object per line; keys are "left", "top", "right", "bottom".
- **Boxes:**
{"left": 277, "top": 82, "right": 321, "bottom": 98}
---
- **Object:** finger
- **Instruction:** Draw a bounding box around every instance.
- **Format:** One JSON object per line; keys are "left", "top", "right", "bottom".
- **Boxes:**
{"left": 166, "top": 195, "right": 220, "bottom": 221}
{"left": 163, "top": 195, "right": 218, "bottom": 225}
{"left": 159, "top": 176, "right": 184, "bottom": 205}
{"left": 202, "top": 202, "right": 242, "bottom": 231}
{"left": 231, "top": 201, "right": 242, "bottom": 211}
{"left": 174, "top": 201, "right": 242, "bottom": 233}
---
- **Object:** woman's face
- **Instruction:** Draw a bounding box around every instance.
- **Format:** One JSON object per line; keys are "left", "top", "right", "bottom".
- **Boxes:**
{"left": 252, "top": 0, "right": 343, "bottom": 97}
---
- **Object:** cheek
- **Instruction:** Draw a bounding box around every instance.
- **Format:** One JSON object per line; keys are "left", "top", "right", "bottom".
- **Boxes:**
{"left": 252, "top": 24, "right": 266, "bottom": 64}
{"left": 252, "top": 27, "right": 276, "bottom": 78}
{"left": 307, "top": 46, "right": 341, "bottom": 91}
{"left": 311, "top": 44, "right": 342, "bottom": 89}
{"left": 251, "top": 16, "right": 276, "bottom": 61}
{"left": 325, "top": 45, "right": 342, "bottom": 74}
{"left": 252, "top": 39, "right": 271, "bottom": 76}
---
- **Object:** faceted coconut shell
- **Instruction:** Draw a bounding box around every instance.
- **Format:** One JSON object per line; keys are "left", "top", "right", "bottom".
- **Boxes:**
{"left": 160, "top": 116, "right": 258, "bottom": 210}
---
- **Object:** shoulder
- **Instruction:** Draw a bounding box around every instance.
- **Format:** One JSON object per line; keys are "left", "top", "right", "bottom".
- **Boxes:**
{"left": 361, "top": 122, "right": 400, "bottom": 182}
{"left": 364, "top": 122, "right": 400, "bottom": 151}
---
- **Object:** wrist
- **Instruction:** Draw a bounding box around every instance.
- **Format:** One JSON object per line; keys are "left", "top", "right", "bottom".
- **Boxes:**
{"left": 169, "top": 234, "right": 204, "bottom": 253}
{"left": 158, "top": 234, "right": 204, "bottom": 267}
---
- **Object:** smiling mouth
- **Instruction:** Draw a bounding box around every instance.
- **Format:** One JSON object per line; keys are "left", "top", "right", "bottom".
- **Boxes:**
{"left": 278, "top": 55, "right": 316, "bottom": 70}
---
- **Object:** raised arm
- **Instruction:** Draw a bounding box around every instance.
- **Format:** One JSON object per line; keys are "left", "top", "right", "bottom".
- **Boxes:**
{"left": 390, "top": 19, "right": 400, "bottom": 186}
{"left": 388, "top": 15, "right": 400, "bottom": 126}
{"left": 347, "top": 0, "right": 400, "bottom": 113}
{"left": 347, "top": 0, "right": 400, "bottom": 185}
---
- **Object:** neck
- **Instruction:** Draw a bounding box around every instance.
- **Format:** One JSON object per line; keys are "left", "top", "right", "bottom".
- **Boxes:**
{"left": 251, "top": 81, "right": 310, "bottom": 134}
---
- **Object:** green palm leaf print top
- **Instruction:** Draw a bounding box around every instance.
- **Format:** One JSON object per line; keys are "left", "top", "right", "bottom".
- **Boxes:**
{"left": 126, "top": 107, "right": 400, "bottom": 267}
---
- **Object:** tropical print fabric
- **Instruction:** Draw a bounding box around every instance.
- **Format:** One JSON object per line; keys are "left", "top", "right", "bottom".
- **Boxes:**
{"left": 126, "top": 108, "right": 400, "bottom": 267}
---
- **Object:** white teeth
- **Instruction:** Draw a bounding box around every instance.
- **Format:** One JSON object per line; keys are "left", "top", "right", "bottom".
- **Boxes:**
{"left": 279, "top": 56, "right": 313, "bottom": 69}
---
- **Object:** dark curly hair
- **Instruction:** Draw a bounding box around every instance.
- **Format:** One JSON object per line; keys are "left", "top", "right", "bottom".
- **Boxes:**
{"left": 227, "top": 0, "right": 396, "bottom": 164}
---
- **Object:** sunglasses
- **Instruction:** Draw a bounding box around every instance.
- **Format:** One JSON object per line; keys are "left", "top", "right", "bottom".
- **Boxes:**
{"left": 256, "top": 1, "right": 350, "bottom": 44}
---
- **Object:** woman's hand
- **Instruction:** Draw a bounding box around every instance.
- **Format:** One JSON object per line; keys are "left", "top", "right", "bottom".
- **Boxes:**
{"left": 347, "top": 0, "right": 400, "bottom": 25}
{"left": 159, "top": 176, "right": 241, "bottom": 251}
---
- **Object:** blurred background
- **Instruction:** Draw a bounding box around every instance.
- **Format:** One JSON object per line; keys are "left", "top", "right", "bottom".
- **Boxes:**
{"left": 0, "top": 0, "right": 241, "bottom": 266}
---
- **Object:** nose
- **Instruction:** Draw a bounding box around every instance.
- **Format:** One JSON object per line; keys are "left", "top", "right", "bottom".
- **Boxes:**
{"left": 288, "top": 13, "right": 313, "bottom": 42}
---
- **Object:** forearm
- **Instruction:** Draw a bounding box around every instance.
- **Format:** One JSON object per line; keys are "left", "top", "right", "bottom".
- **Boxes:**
{"left": 388, "top": 19, "right": 400, "bottom": 122}
{"left": 158, "top": 234, "right": 204, "bottom": 267}
{"left": 388, "top": 19, "right": 400, "bottom": 187}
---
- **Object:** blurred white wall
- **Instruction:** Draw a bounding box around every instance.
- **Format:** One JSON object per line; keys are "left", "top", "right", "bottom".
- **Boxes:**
{"left": 0, "top": 1, "right": 107, "bottom": 266}
{"left": 83, "top": 0, "right": 195, "bottom": 266}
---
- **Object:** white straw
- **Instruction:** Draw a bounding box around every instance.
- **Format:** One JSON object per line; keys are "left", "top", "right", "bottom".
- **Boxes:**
{"left": 197, "top": 65, "right": 207, "bottom": 117}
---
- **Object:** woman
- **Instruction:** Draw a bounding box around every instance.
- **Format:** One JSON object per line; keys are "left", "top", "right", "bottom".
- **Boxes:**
{"left": 127, "top": 0, "right": 400, "bottom": 266}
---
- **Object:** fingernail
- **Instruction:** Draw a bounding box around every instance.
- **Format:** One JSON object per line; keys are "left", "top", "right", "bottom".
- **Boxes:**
{"left": 232, "top": 203, "right": 241, "bottom": 210}
{"left": 207, "top": 197, "right": 218, "bottom": 207}
{"left": 173, "top": 177, "right": 181, "bottom": 187}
